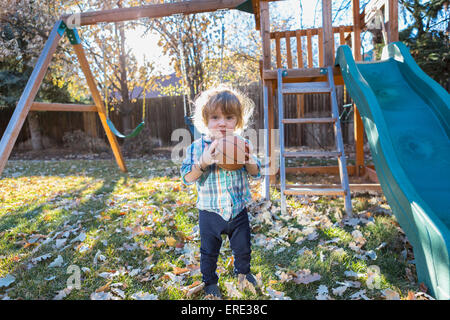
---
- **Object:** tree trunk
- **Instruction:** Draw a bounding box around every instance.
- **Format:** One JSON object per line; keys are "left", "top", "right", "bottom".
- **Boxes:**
{"left": 121, "top": 101, "right": 133, "bottom": 134}
{"left": 27, "top": 111, "right": 43, "bottom": 150}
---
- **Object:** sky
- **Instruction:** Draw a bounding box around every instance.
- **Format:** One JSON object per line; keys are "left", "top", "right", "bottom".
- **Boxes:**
{"left": 125, "top": 28, "right": 173, "bottom": 74}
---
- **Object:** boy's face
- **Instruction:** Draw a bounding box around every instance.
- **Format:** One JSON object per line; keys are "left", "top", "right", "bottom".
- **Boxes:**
{"left": 207, "top": 108, "right": 237, "bottom": 139}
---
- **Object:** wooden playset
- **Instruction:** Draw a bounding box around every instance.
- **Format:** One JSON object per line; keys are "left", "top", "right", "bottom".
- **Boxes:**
{"left": 0, "top": 0, "right": 399, "bottom": 215}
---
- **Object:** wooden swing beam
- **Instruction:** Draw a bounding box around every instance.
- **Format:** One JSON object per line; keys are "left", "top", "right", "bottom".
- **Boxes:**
{"left": 61, "top": 0, "right": 251, "bottom": 26}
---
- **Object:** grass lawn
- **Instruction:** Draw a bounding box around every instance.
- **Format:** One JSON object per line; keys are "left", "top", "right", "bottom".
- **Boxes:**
{"left": 0, "top": 157, "right": 431, "bottom": 300}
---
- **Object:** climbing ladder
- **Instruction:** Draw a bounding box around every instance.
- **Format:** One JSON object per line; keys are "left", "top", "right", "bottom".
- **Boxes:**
{"left": 277, "top": 66, "right": 353, "bottom": 216}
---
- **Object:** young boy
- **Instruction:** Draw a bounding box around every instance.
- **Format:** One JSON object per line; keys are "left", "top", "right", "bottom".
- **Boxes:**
{"left": 180, "top": 87, "right": 261, "bottom": 298}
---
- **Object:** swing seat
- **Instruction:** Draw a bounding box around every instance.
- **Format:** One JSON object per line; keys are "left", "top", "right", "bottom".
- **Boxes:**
{"left": 106, "top": 119, "right": 145, "bottom": 139}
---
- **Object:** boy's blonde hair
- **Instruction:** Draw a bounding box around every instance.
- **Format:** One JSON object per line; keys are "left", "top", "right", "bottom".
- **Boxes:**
{"left": 192, "top": 85, "right": 255, "bottom": 135}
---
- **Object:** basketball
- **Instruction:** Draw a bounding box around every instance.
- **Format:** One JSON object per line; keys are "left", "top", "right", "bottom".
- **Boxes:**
{"left": 216, "top": 135, "right": 249, "bottom": 171}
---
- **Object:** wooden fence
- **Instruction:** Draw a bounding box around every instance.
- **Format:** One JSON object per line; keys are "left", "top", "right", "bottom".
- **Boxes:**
{"left": 0, "top": 82, "right": 354, "bottom": 151}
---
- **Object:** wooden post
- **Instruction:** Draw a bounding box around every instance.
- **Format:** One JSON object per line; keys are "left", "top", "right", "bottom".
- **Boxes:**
{"left": 296, "top": 94, "right": 305, "bottom": 145}
{"left": 285, "top": 33, "right": 293, "bottom": 69}
{"left": 306, "top": 29, "right": 313, "bottom": 67}
{"left": 72, "top": 44, "right": 127, "bottom": 173}
{"left": 322, "top": 0, "right": 333, "bottom": 67}
{"left": 352, "top": 0, "right": 362, "bottom": 61}
{"left": 275, "top": 33, "right": 282, "bottom": 68}
{"left": 388, "top": 0, "right": 399, "bottom": 42}
{"left": 318, "top": 29, "right": 324, "bottom": 67}
{"left": 295, "top": 30, "right": 303, "bottom": 68}
{"left": 0, "top": 21, "right": 63, "bottom": 177}
{"left": 354, "top": 106, "right": 365, "bottom": 176}
{"left": 339, "top": 26, "right": 346, "bottom": 45}
{"left": 352, "top": 0, "right": 365, "bottom": 176}
{"left": 259, "top": 1, "right": 276, "bottom": 184}
{"left": 260, "top": 1, "right": 271, "bottom": 71}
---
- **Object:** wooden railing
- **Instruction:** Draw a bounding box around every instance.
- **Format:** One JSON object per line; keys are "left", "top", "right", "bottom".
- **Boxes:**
{"left": 270, "top": 25, "right": 354, "bottom": 69}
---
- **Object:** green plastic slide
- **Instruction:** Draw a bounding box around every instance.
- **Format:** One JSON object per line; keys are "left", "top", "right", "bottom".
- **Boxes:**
{"left": 335, "top": 42, "right": 450, "bottom": 300}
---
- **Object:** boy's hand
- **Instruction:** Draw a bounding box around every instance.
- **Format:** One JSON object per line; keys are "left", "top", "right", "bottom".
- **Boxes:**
{"left": 200, "top": 139, "right": 220, "bottom": 166}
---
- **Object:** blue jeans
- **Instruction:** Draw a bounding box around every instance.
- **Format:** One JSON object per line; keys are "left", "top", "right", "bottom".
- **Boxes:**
{"left": 199, "top": 208, "right": 251, "bottom": 286}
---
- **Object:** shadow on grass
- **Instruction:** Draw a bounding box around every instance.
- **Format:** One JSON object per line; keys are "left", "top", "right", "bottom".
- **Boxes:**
{"left": 0, "top": 172, "right": 127, "bottom": 299}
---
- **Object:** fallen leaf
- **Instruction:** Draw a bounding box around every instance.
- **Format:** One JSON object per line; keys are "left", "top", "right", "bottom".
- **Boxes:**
{"left": 419, "top": 282, "right": 428, "bottom": 293}
{"left": 316, "top": 285, "right": 330, "bottom": 300}
{"left": 406, "top": 291, "right": 416, "bottom": 300}
{"left": 237, "top": 274, "right": 256, "bottom": 294}
{"left": 111, "top": 288, "right": 125, "bottom": 299}
{"left": 185, "top": 282, "right": 204, "bottom": 298}
{"left": 332, "top": 285, "right": 348, "bottom": 296}
{"left": 293, "top": 269, "right": 321, "bottom": 284}
{"left": 70, "top": 232, "right": 86, "bottom": 244}
{"left": 344, "top": 270, "right": 365, "bottom": 279}
{"left": 155, "top": 240, "right": 165, "bottom": 248}
{"left": 90, "top": 291, "right": 113, "bottom": 300}
{"left": 32, "top": 253, "right": 52, "bottom": 264}
{"left": 53, "top": 287, "right": 72, "bottom": 300}
{"left": 23, "top": 242, "right": 39, "bottom": 249}
{"left": 172, "top": 267, "right": 190, "bottom": 275}
{"left": 96, "top": 281, "right": 112, "bottom": 293}
{"left": 350, "top": 289, "right": 370, "bottom": 300}
{"left": 48, "top": 255, "right": 64, "bottom": 268}
{"left": 0, "top": 274, "right": 15, "bottom": 288}
{"left": 186, "top": 264, "right": 201, "bottom": 276}
{"left": 165, "top": 237, "right": 177, "bottom": 247}
{"left": 130, "top": 291, "right": 158, "bottom": 300}
{"left": 224, "top": 281, "right": 242, "bottom": 298}
{"left": 382, "top": 288, "right": 400, "bottom": 300}
{"left": 265, "top": 287, "right": 291, "bottom": 300}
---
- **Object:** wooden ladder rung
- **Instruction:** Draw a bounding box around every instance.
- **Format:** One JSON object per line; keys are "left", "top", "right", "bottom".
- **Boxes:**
{"left": 282, "top": 117, "right": 337, "bottom": 124}
{"left": 282, "top": 82, "right": 331, "bottom": 94}
{"left": 284, "top": 187, "right": 346, "bottom": 196}
{"left": 283, "top": 151, "right": 342, "bottom": 158}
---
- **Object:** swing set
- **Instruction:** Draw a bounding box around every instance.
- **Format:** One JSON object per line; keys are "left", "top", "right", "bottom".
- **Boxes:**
{"left": 0, "top": 0, "right": 397, "bottom": 181}
{"left": 0, "top": 0, "right": 250, "bottom": 175}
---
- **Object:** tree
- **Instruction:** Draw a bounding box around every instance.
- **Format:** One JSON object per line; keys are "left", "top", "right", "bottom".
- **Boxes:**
{"left": 0, "top": 0, "right": 78, "bottom": 150}
{"left": 398, "top": 0, "right": 449, "bottom": 87}
{"left": 146, "top": 11, "right": 223, "bottom": 104}
{"left": 67, "top": 0, "right": 157, "bottom": 135}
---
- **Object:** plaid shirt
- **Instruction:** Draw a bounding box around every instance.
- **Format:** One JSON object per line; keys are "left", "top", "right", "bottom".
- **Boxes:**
{"left": 180, "top": 134, "right": 262, "bottom": 221}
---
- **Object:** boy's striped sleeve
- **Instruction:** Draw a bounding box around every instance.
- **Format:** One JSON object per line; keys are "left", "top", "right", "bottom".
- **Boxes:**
{"left": 180, "top": 142, "right": 196, "bottom": 185}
